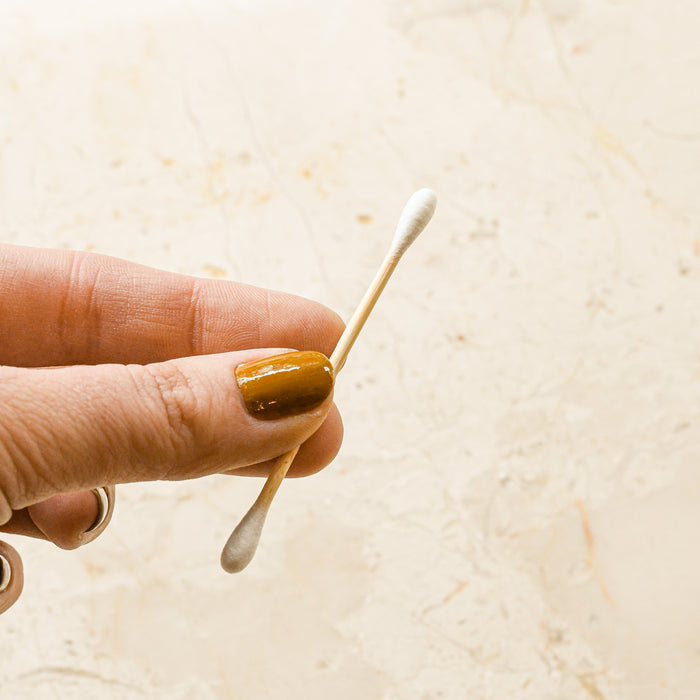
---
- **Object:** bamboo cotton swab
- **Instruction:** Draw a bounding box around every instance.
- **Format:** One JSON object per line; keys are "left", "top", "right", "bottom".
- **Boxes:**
{"left": 220, "top": 188, "right": 438, "bottom": 573}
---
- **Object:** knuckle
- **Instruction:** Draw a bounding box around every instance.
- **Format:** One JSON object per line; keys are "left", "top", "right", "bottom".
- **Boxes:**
{"left": 136, "top": 363, "right": 204, "bottom": 457}
{"left": 62, "top": 251, "right": 104, "bottom": 361}
{"left": 0, "top": 394, "right": 58, "bottom": 512}
{"left": 184, "top": 278, "right": 203, "bottom": 357}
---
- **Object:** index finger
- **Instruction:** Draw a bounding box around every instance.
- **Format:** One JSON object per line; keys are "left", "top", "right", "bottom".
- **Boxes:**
{"left": 0, "top": 244, "right": 344, "bottom": 367}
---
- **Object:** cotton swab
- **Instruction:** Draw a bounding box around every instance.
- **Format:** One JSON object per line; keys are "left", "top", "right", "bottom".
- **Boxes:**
{"left": 220, "top": 188, "right": 437, "bottom": 573}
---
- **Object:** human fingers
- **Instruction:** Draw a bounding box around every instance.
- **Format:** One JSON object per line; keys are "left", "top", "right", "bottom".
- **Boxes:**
{"left": 1, "top": 410, "right": 341, "bottom": 544}
{"left": 0, "top": 487, "right": 115, "bottom": 550}
{"left": 230, "top": 404, "right": 343, "bottom": 478}
{"left": 0, "top": 244, "right": 344, "bottom": 367}
{"left": 0, "top": 488, "right": 114, "bottom": 616}
{"left": 0, "top": 407, "right": 340, "bottom": 542}
{"left": 0, "top": 350, "right": 336, "bottom": 518}
{"left": 30, "top": 487, "right": 114, "bottom": 549}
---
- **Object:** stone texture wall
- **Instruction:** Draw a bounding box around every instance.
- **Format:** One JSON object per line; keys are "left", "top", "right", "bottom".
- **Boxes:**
{"left": 1, "top": 1, "right": 699, "bottom": 697}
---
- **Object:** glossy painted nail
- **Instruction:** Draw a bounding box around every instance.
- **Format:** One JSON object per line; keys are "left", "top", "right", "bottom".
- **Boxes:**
{"left": 235, "top": 351, "right": 334, "bottom": 420}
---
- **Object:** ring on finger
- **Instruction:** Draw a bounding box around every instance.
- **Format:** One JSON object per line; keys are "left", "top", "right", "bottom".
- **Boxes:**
{"left": 86, "top": 487, "right": 110, "bottom": 533}
{"left": 0, "top": 553, "right": 11, "bottom": 592}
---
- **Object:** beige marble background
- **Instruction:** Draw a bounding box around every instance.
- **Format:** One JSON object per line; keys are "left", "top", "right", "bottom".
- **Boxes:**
{"left": 1, "top": 0, "right": 700, "bottom": 697}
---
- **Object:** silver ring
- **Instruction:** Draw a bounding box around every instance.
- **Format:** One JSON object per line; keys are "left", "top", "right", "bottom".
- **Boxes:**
{"left": 0, "top": 554, "right": 11, "bottom": 592}
{"left": 85, "top": 487, "right": 110, "bottom": 533}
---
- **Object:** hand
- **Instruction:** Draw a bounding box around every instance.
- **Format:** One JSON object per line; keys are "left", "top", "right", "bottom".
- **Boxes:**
{"left": 0, "top": 244, "right": 344, "bottom": 613}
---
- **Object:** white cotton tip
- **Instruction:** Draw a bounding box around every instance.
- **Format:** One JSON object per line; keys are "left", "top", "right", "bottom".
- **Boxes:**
{"left": 220, "top": 505, "right": 268, "bottom": 573}
{"left": 389, "top": 188, "right": 437, "bottom": 257}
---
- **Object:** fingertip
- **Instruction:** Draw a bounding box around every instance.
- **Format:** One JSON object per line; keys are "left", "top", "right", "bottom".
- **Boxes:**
{"left": 287, "top": 403, "right": 343, "bottom": 477}
{"left": 28, "top": 487, "right": 114, "bottom": 550}
{"left": 229, "top": 403, "right": 344, "bottom": 478}
{"left": 324, "top": 307, "right": 346, "bottom": 355}
{"left": 266, "top": 293, "right": 345, "bottom": 359}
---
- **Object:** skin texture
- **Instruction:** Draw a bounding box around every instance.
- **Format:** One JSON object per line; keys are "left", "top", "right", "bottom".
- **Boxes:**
{"left": 0, "top": 243, "right": 344, "bottom": 613}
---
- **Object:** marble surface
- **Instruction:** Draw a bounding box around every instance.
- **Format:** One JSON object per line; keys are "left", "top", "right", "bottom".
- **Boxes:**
{"left": 1, "top": 0, "right": 700, "bottom": 697}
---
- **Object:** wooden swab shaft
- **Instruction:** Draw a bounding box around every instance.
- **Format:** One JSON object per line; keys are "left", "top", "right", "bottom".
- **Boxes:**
{"left": 220, "top": 258, "right": 397, "bottom": 573}
{"left": 220, "top": 189, "right": 436, "bottom": 573}
{"left": 330, "top": 255, "right": 399, "bottom": 372}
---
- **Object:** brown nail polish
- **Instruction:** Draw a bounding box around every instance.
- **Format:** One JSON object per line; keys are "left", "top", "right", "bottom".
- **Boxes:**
{"left": 235, "top": 351, "right": 334, "bottom": 421}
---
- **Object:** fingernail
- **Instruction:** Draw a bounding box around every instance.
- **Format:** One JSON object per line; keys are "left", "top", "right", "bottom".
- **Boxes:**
{"left": 235, "top": 351, "right": 334, "bottom": 420}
